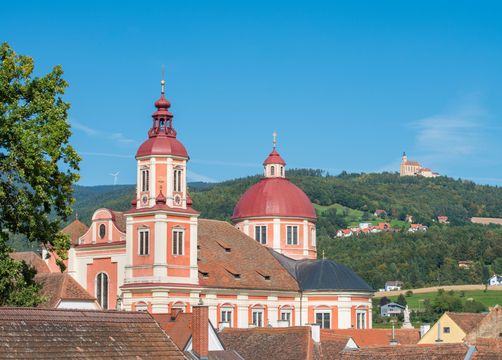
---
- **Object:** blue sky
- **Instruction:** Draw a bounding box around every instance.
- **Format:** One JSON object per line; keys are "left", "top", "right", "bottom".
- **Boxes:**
{"left": 3, "top": 1, "right": 502, "bottom": 185}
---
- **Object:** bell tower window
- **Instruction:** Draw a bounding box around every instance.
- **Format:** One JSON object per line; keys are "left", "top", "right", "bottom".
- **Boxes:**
{"left": 173, "top": 169, "right": 182, "bottom": 192}
{"left": 271, "top": 166, "right": 275, "bottom": 176}
{"left": 141, "top": 168, "right": 150, "bottom": 192}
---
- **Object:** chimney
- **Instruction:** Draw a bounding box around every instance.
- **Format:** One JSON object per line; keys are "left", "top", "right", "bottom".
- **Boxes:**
{"left": 310, "top": 323, "right": 320, "bottom": 343}
{"left": 192, "top": 305, "right": 209, "bottom": 359}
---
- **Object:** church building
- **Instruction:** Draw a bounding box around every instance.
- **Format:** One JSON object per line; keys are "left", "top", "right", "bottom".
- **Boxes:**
{"left": 59, "top": 80, "right": 374, "bottom": 330}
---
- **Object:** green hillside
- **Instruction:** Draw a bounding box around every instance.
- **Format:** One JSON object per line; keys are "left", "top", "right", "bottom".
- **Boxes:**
{"left": 12, "top": 170, "right": 502, "bottom": 290}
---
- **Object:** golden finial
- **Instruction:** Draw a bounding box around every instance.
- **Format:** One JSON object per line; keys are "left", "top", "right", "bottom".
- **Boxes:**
{"left": 273, "top": 130, "right": 277, "bottom": 148}
{"left": 161, "top": 65, "right": 165, "bottom": 94}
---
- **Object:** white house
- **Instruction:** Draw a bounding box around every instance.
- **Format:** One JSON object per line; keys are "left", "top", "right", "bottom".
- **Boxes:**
{"left": 488, "top": 274, "right": 502, "bottom": 286}
{"left": 384, "top": 281, "right": 403, "bottom": 291}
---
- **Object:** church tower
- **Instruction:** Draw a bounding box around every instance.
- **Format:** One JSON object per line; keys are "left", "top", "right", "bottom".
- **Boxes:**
{"left": 122, "top": 79, "right": 199, "bottom": 313}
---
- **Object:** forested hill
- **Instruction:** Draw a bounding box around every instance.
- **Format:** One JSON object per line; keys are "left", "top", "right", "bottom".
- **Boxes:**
{"left": 70, "top": 170, "right": 502, "bottom": 226}
{"left": 43, "top": 170, "right": 502, "bottom": 290}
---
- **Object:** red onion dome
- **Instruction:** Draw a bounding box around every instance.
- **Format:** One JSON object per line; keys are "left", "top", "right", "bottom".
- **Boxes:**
{"left": 263, "top": 148, "right": 286, "bottom": 165}
{"left": 232, "top": 178, "right": 316, "bottom": 221}
{"left": 136, "top": 136, "right": 188, "bottom": 158}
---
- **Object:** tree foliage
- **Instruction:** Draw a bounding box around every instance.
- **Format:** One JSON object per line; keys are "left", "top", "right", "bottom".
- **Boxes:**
{"left": 0, "top": 43, "right": 80, "bottom": 305}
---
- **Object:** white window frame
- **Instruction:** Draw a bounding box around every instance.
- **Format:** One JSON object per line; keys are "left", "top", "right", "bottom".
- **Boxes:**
{"left": 280, "top": 308, "right": 292, "bottom": 325}
{"left": 96, "top": 272, "right": 109, "bottom": 310}
{"left": 221, "top": 306, "right": 233, "bottom": 327}
{"left": 173, "top": 168, "right": 183, "bottom": 192}
{"left": 138, "top": 228, "right": 150, "bottom": 256}
{"left": 172, "top": 228, "right": 184, "bottom": 256}
{"left": 286, "top": 225, "right": 299, "bottom": 245}
{"left": 311, "top": 227, "right": 316, "bottom": 247}
{"left": 255, "top": 225, "right": 267, "bottom": 245}
{"left": 315, "top": 310, "right": 331, "bottom": 329}
{"left": 141, "top": 167, "right": 150, "bottom": 192}
{"left": 252, "top": 308, "right": 264, "bottom": 327}
{"left": 356, "top": 310, "right": 366, "bottom": 329}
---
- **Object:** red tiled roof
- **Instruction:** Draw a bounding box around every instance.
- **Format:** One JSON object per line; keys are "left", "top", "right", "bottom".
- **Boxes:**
{"left": 220, "top": 327, "right": 314, "bottom": 360}
{"left": 339, "top": 343, "right": 469, "bottom": 359}
{"left": 35, "top": 273, "right": 96, "bottom": 308}
{"left": 403, "top": 160, "right": 420, "bottom": 166}
{"left": 447, "top": 312, "right": 486, "bottom": 334}
{"left": 61, "top": 219, "right": 89, "bottom": 245}
{"left": 0, "top": 307, "right": 186, "bottom": 359}
{"left": 154, "top": 312, "right": 193, "bottom": 350}
{"left": 197, "top": 219, "right": 299, "bottom": 292}
{"left": 111, "top": 211, "right": 126, "bottom": 232}
{"left": 323, "top": 328, "right": 420, "bottom": 347}
{"left": 10, "top": 251, "right": 50, "bottom": 273}
{"left": 263, "top": 148, "right": 286, "bottom": 166}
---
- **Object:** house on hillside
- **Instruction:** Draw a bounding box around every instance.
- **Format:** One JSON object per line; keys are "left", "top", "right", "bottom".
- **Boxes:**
{"left": 438, "top": 216, "right": 449, "bottom": 224}
{"left": 408, "top": 224, "right": 428, "bottom": 233}
{"left": 380, "top": 302, "right": 405, "bottom": 317}
{"left": 458, "top": 261, "right": 474, "bottom": 269}
{"left": 374, "top": 209, "right": 387, "bottom": 218}
{"left": 488, "top": 274, "right": 502, "bottom": 286}
{"left": 336, "top": 229, "right": 353, "bottom": 238}
{"left": 384, "top": 281, "right": 403, "bottom": 292}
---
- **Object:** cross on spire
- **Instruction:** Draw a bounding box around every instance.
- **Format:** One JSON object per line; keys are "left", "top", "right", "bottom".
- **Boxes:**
{"left": 161, "top": 65, "right": 165, "bottom": 94}
{"left": 273, "top": 130, "right": 277, "bottom": 148}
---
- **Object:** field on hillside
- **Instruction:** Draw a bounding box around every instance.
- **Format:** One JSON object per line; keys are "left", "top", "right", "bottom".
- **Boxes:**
{"left": 389, "top": 290, "right": 502, "bottom": 310}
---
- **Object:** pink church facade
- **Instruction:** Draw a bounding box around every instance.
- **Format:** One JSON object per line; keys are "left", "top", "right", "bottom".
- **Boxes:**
{"left": 63, "top": 81, "right": 374, "bottom": 330}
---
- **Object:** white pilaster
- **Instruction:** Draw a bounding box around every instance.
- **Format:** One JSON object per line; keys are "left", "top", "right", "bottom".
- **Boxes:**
{"left": 273, "top": 219, "right": 281, "bottom": 251}
{"left": 149, "top": 157, "right": 157, "bottom": 206}
{"left": 303, "top": 220, "right": 309, "bottom": 256}
{"left": 154, "top": 213, "right": 168, "bottom": 278}
{"left": 108, "top": 220, "right": 113, "bottom": 242}
{"left": 125, "top": 215, "right": 134, "bottom": 279}
{"left": 167, "top": 158, "right": 174, "bottom": 207}
{"left": 190, "top": 217, "right": 198, "bottom": 283}
{"left": 338, "top": 296, "right": 351, "bottom": 329}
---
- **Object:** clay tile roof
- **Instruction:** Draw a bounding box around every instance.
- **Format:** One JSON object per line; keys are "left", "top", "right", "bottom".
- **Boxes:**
{"left": 61, "top": 219, "right": 89, "bottom": 245}
{"left": 10, "top": 251, "right": 50, "bottom": 273}
{"left": 35, "top": 273, "right": 96, "bottom": 308}
{"left": 197, "top": 219, "right": 299, "bottom": 291}
{"left": 339, "top": 343, "right": 469, "bottom": 359}
{"left": 404, "top": 160, "right": 420, "bottom": 166}
{"left": 0, "top": 307, "right": 186, "bottom": 359}
{"left": 153, "top": 312, "right": 193, "bottom": 350}
{"left": 323, "top": 329, "right": 420, "bottom": 347}
{"left": 220, "top": 327, "right": 314, "bottom": 360}
{"left": 447, "top": 312, "right": 487, "bottom": 333}
{"left": 111, "top": 210, "right": 126, "bottom": 232}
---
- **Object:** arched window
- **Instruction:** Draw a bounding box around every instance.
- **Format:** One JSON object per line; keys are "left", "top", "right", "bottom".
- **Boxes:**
{"left": 220, "top": 304, "right": 234, "bottom": 327}
{"left": 135, "top": 301, "right": 148, "bottom": 312}
{"left": 99, "top": 224, "right": 106, "bottom": 239}
{"left": 172, "top": 302, "right": 186, "bottom": 312}
{"left": 280, "top": 166, "right": 284, "bottom": 176}
{"left": 141, "top": 167, "right": 149, "bottom": 192}
{"left": 271, "top": 166, "right": 275, "bottom": 176}
{"left": 251, "top": 305, "right": 265, "bottom": 327}
{"left": 96, "top": 272, "right": 109, "bottom": 310}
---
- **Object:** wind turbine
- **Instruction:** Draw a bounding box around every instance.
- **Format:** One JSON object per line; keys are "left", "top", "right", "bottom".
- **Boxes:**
{"left": 109, "top": 171, "right": 120, "bottom": 185}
